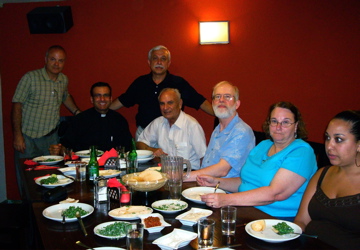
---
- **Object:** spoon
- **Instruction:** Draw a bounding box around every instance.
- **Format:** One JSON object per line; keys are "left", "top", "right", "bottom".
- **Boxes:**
{"left": 76, "top": 241, "right": 94, "bottom": 250}
{"left": 214, "top": 181, "right": 220, "bottom": 193}
{"left": 291, "top": 232, "right": 318, "bottom": 239}
{"left": 76, "top": 211, "right": 88, "bottom": 236}
{"left": 61, "top": 210, "right": 66, "bottom": 224}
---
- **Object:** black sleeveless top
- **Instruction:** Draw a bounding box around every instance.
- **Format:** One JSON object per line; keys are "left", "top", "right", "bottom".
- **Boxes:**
{"left": 306, "top": 166, "right": 360, "bottom": 249}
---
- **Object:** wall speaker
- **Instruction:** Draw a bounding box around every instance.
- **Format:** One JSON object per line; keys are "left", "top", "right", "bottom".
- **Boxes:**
{"left": 27, "top": 6, "right": 73, "bottom": 34}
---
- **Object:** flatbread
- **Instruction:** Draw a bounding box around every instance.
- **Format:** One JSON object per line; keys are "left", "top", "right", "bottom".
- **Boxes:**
{"left": 109, "top": 206, "right": 152, "bottom": 217}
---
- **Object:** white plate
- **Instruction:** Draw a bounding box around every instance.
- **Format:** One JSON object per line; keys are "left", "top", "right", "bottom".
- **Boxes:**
{"left": 138, "top": 213, "right": 171, "bottom": 233}
{"left": 245, "top": 219, "right": 302, "bottom": 243}
{"left": 108, "top": 206, "right": 153, "bottom": 220}
{"left": 75, "top": 150, "right": 104, "bottom": 158}
{"left": 176, "top": 207, "right": 213, "bottom": 226}
{"left": 152, "top": 228, "right": 197, "bottom": 250}
{"left": 35, "top": 175, "right": 74, "bottom": 188}
{"left": 94, "top": 221, "right": 130, "bottom": 239}
{"left": 138, "top": 155, "right": 155, "bottom": 164}
{"left": 151, "top": 200, "right": 188, "bottom": 214}
{"left": 182, "top": 187, "right": 226, "bottom": 204}
{"left": 32, "top": 155, "right": 64, "bottom": 165}
{"left": 42, "top": 203, "right": 94, "bottom": 222}
{"left": 99, "top": 170, "right": 121, "bottom": 178}
{"left": 136, "top": 150, "right": 154, "bottom": 159}
{"left": 58, "top": 166, "right": 76, "bottom": 175}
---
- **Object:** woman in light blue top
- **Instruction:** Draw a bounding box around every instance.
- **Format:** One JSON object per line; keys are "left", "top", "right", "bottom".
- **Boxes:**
{"left": 198, "top": 102, "right": 317, "bottom": 220}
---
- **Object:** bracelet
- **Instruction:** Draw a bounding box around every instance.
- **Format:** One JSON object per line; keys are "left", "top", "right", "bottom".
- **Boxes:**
{"left": 73, "top": 109, "right": 79, "bottom": 115}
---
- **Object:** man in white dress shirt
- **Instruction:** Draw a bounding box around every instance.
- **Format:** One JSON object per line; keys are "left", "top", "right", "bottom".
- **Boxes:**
{"left": 137, "top": 88, "right": 206, "bottom": 169}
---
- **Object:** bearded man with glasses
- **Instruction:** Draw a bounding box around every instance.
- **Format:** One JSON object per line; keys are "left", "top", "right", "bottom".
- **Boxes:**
{"left": 185, "top": 81, "right": 255, "bottom": 182}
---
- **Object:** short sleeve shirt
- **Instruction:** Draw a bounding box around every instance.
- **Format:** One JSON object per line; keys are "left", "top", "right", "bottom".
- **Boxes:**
{"left": 118, "top": 72, "right": 206, "bottom": 128}
{"left": 137, "top": 111, "right": 206, "bottom": 170}
{"left": 12, "top": 67, "right": 69, "bottom": 138}
{"left": 201, "top": 114, "right": 255, "bottom": 178}
{"left": 239, "top": 139, "right": 317, "bottom": 217}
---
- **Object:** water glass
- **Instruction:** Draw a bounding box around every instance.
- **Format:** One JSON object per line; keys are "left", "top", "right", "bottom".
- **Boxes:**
{"left": 198, "top": 218, "right": 215, "bottom": 249}
{"left": 168, "top": 180, "right": 182, "bottom": 199}
{"left": 221, "top": 206, "right": 237, "bottom": 235}
{"left": 126, "top": 223, "right": 144, "bottom": 250}
{"left": 120, "top": 190, "right": 132, "bottom": 207}
{"left": 75, "top": 162, "right": 86, "bottom": 182}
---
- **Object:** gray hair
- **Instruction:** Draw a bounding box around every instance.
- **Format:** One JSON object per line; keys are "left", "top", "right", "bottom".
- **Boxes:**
{"left": 148, "top": 45, "right": 171, "bottom": 61}
{"left": 212, "top": 81, "right": 239, "bottom": 101}
{"left": 46, "top": 45, "right": 66, "bottom": 57}
{"left": 158, "top": 88, "right": 181, "bottom": 101}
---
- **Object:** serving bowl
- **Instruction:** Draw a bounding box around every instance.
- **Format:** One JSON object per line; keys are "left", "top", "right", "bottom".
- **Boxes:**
{"left": 122, "top": 172, "right": 167, "bottom": 192}
{"left": 136, "top": 150, "right": 153, "bottom": 159}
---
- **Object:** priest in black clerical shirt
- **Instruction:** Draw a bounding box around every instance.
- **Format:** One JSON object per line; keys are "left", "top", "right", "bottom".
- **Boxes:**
{"left": 60, "top": 82, "right": 132, "bottom": 152}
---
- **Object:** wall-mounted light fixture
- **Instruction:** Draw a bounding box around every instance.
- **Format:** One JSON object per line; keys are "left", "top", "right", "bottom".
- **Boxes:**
{"left": 199, "top": 21, "right": 229, "bottom": 45}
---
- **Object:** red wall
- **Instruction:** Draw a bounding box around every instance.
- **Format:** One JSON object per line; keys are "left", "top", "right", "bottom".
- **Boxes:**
{"left": 1, "top": 0, "right": 359, "bottom": 199}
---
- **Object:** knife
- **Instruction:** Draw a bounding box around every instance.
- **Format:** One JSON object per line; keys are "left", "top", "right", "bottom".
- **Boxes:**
{"left": 75, "top": 211, "right": 88, "bottom": 236}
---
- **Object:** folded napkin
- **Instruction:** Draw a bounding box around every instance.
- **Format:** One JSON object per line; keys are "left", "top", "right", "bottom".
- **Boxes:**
{"left": 98, "top": 148, "right": 118, "bottom": 166}
{"left": 24, "top": 159, "right": 38, "bottom": 166}
{"left": 34, "top": 165, "right": 60, "bottom": 170}
{"left": 64, "top": 153, "right": 80, "bottom": 161}
{"left": 107, "top": 178, "right": 130, "bottom": 203}
{"left": 34, "top": 174, "right": 50, "bottom": 180}
{"left": 26, "top": 165, "right": 60, "bottom": 171}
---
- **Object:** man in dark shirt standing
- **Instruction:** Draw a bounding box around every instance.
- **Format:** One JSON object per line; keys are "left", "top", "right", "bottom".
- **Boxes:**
{"left": 110, "top": 45, "right": 214, "bottom": 139}
{"left": 59, "top": 82, "right": 132, "bottom": 152}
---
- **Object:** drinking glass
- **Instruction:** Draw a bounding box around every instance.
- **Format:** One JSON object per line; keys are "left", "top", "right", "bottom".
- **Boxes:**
{"left": 126, "top": 223, "right": 144, "bottom": 250}
{"left": 221, "top": 206, "right": 237, "bottom": 235}
{"left": 75, "top": 162, "right": 86, "bottom": 182}
{"left": 198, "top": 218, "right": 215, "bottom": 249}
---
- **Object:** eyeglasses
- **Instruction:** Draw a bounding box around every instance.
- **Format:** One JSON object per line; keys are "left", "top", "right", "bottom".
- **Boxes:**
{"left": 212, "top": 94, "right": 234, "bottom": 101}
{"left": 269, "top": 119, "right": 296, "bottom": 128}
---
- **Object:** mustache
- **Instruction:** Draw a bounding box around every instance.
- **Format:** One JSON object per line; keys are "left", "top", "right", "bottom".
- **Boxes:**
{"left": 155, "top": 65, "right": 165, "bottom": 69}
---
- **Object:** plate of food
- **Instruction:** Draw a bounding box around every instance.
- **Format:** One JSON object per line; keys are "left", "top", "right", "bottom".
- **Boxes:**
{"left": 245, "top": 219, "right": 302, "bottom": 243}
{"left": 35, "top": 174, "right": 74, "bottom": 188}
{"left": 32, "top": 155, "right": 64, "bottom": 165}
{"left": 175, "top": 207, "right": 213, "bottom": 226}
{"left": 99, "top": 169, "right": 121, "bottom": 178}
{"left": 108, "top": 206, "right": 153, "bottom": 220}
{"left": 182, "top": 187, "right": 226, "bottom": 204}
{"left": 94, "top": 221, "right": 131, "bottom": 239}
{"left": 152, "top": 228, "right": 197, "bottom": 250}
{"left": 43, "top": 203, "right": 94, "bottom": 222}
{"left": 75, "top": 150, "right": 104, "bottom": 158}
{"left": 138, "top": 213, "right": 171, "bottom": 233}
{"left": 151, "top": 199, "right": 188, "bottom": 214}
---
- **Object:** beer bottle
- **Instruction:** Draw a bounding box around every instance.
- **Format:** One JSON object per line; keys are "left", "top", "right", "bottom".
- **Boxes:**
{"left": 127, "top": 139, "right": 138, "bottom": 174}
{"left": 87, "top": 145, "right": 99, "bottom": 182}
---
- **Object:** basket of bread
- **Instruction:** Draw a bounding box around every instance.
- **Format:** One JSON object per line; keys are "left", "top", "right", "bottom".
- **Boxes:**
{"left": 122, "top": 168, "right": 167, "bottom": 192}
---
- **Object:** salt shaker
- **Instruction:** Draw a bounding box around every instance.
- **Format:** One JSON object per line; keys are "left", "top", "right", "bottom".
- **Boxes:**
{"left": 95, "top": 176, "right": 108, "bottom": 204}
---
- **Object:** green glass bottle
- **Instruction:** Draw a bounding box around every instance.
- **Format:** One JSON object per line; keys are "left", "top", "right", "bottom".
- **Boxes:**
{"left": 87, "top": 145, "right": 99, "bottom": 182}
{"left": 127, "top": 139, "right": 138, "bottom": 174}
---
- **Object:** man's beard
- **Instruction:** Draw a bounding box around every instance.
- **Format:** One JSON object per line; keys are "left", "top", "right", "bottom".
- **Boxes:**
{"left": 213, "top": 104, "right": 236, "bottom": 119}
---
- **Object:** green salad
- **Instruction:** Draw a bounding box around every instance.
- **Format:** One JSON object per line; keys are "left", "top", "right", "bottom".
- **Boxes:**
{"left": 273, "top": 222, "right": 294, "bottom": 235}
{"left": 43, "top": 158, "right": 57, "bottom": 162}
{"left": 62, "top": 206, "right": 88, "bottom": 218}
{"left": 153, "top": 202, "right": 187, "bottom": 211}
{"left": 97, "top": 222, "right": 131, "bottom": 237}
{"left": 40, "top": 174, "right": 58, "bottom": 184}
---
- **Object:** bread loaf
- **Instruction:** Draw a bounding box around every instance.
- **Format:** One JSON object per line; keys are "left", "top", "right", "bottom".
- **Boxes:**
{"left": 251, "top": 220, "right": 266, "bottom": 231}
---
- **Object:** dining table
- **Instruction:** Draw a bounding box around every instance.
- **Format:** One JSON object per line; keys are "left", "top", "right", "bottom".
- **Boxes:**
{"left": 19, "top": 158, "right": 334, "bottom": 250}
